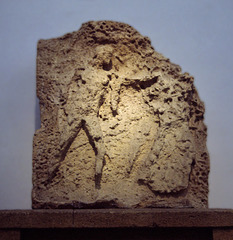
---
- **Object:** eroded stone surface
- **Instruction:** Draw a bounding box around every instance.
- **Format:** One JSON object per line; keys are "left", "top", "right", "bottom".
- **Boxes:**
{"left": 32, "top": 20, "right": 209, "bottom": 208}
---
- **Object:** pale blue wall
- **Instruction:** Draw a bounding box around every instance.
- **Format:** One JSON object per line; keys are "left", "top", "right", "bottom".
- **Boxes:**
{"left": 0, "top": 0, "right": 233, "bottom": 209}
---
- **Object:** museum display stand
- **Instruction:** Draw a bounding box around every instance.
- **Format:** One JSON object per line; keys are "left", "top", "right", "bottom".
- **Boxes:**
{"left": 0, "top": 208, "right": 233, "bottom": 240}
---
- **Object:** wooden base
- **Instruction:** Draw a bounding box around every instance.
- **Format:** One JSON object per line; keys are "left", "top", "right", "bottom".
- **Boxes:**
{"left": 0, "top": 209, "right": 232, "bottom": 240}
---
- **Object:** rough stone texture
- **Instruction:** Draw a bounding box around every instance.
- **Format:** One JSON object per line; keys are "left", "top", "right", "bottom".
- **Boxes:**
{"left": 33, "top": 20, "right": 209, "bottom": 209}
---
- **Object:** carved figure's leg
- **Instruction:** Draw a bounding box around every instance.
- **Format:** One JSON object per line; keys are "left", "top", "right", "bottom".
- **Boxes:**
{"left": 59, "top": 120, "right": 82, "bottom": 157}
{"left": 84, "top": 116, "right": 106, "bottom": 177}
{"left": 43, "top": 119, "right": 83, "bottom": 186}
{"left": 109, "top": 75, "right": 121, "bottom": 115}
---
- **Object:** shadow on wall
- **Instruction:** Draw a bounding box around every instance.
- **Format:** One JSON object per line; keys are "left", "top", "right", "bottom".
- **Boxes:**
{"left": 35, "top": 96, "right": 41, "bottom": 130}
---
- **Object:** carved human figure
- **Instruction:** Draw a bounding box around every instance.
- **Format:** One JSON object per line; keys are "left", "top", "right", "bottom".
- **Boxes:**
{"left": 33, "top": 21, "right": 209, "bottom": 209}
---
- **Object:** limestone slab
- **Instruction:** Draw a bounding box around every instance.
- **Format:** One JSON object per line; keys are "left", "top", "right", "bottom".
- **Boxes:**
{"left": 33, "top": 20, "right": 209, "bottom": 208}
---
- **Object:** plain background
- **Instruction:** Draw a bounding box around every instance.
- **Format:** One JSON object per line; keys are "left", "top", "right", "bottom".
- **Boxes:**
{"left": 0, "top": 0, "right": 232, "bottom": 209}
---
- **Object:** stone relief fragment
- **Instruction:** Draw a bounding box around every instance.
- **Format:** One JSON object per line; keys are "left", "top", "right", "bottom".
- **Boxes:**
{"left": 32, "top": 21, "right": 209, "bottom": 208}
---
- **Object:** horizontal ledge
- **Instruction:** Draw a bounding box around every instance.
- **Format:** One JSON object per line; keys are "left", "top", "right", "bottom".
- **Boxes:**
{"left": 0, "top": 208, "right": 233, "bottom": 229}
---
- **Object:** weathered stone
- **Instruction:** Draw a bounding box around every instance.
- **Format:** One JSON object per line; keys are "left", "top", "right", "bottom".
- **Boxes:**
{"left": 32, "top": 20, "right": 209, "bottom": 208}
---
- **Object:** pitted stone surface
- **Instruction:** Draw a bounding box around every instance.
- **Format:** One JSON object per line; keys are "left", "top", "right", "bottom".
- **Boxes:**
{"left": 33, "top": 20, "right": 209, "bottom": 208}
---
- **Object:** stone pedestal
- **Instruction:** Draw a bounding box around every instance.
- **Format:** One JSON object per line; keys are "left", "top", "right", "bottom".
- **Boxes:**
{"left": 0, "top": 209, "right": 232, "bottom": 240}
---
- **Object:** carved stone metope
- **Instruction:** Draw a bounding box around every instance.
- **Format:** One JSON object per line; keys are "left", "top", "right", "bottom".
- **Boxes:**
{"left": 32, "top": 21, "right": 209, "bottom": 208}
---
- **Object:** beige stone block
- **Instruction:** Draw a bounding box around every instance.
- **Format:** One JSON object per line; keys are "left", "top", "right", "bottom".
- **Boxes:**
{"left": 33, "top": 21, "right": 209, "bottom": 208}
